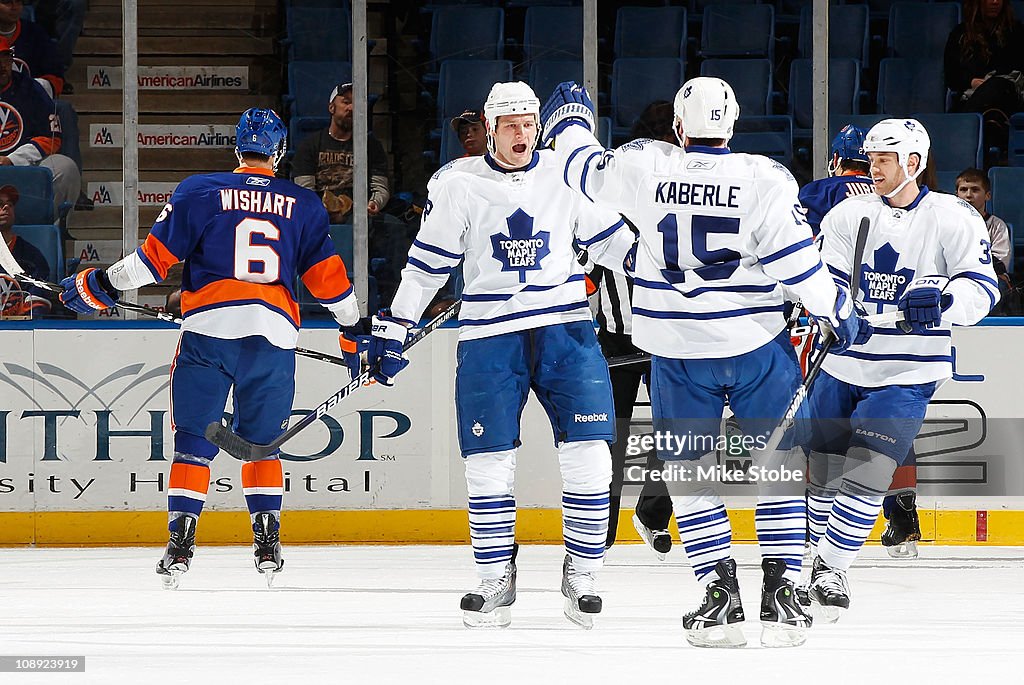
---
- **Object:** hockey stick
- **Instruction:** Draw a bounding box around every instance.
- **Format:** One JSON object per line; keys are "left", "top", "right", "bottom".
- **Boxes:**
{"left": 759, "top": 217, "right": 872, "bottom": 456}
{"left": 205, "top": 298, "right": 462, "bottom": 461}
{"left": 606, "top": 352, "right": 650, "bottom": 368}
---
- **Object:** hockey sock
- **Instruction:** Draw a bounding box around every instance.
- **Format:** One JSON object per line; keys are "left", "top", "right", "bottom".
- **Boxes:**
{"left": 671, "top": 493, "right": 732, "bottom": 586}
{"left": 817, "top": 492, "right": 885, "bottom": 571}
{"left": 167, "top": 454, "right": 211, "bottom": 528}
{"left": 468, "top": 494, "right": 517, "bottom": 579}
{"left": 562, "top": 489, "right": 610, "bottom": 572}
{"left": 807, "top": 490, "right": 834, "bottom": 549}
{"left": 241, "top": 459, "right": 283, "bottom": 521}
{"left": 755, "top": 496, "right": 806, "bottom": 583}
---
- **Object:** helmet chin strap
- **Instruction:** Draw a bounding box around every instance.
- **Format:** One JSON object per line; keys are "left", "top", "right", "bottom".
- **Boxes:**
{"left": 673, "top": 117, "right": 684, "bottom": 147}
{"left": 883, "top": 160, "right": 923, "bottom": 199}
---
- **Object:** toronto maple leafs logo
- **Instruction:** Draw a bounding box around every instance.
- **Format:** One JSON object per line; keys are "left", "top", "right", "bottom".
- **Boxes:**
{"left": 861, "top": 243, "right": 915, "bottom": 313}
{"left": 490, "top": 208, "right": 550, "bottom": 282}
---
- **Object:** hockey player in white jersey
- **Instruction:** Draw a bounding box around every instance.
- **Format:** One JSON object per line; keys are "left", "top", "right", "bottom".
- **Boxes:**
{"left": 367, "top": 82, "right": 636, "bottom": 629}
{"left": 541, "top": 77, "right": 871, "bottom": 648}
{"left": 801, "top": 119, "right": 999, "bottom": 622}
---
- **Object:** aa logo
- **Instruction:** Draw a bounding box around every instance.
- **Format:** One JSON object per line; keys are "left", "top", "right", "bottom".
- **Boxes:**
{"left": 0, "top": 103, "right": 24, "bottom": 153}
{"left": 79, "top": 244, "right": 101, "bottom": 261}
{"left": 91, "top": 69, "right": 112, "bottom": 88}
{"left": 92, "top": 185, "right": 112, "bottom": 205}
{"left": 93, "top": 127, "right": 115, "bottom": 146}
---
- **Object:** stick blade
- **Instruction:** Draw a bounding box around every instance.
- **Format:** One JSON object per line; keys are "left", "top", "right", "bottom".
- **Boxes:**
{"left": 205, "top": 421, "right": 259, "bottom": 461}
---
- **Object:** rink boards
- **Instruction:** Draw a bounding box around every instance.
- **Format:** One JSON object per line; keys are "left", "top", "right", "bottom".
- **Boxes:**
{"left": 0, "top": 320, "right": 1022, "bottom": 545}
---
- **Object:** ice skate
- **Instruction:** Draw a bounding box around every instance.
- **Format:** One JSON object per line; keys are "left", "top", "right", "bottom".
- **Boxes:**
{"left": 759, "top": 558, "right": 812, "bottom": 647}
{"left": 561, "top": 554, "right": 602, "bottom": 629}
{"left": 632, "top": 513, "right": 671, "bottom": 561}
{"left": 795, "top": 542, "right": 814, "bottom": 607}
{"left": 682, "top": 558, "right": 746, "bottom": 648}
{"left": 882, "top": 490, "right": 921, "bottom": 559}
{"left": 252, "top": 513, "right": 284, "bottom": 588}
{"left": 807, "top": 555, "right": 850, "bottom": 624}
{"left": 156, "top": 514, "right": 197, "bottom": 590}
{"left": 461, "top": 554, "right": 517, "bottom": 629}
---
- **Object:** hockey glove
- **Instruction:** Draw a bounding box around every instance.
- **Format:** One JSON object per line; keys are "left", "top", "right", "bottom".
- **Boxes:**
{"left": 820, "top": 288, "right": 873, "bottom": 353}
{"left": 368, "top": 310, "right": 410, "bottom": 386}
{"left": 339, "top": 325, "right": 371, "bottom": 381}
{"left": 897, "top": 276, "right": 953, "bottom": 333}
{"left": 59, "top": 268, "right": 118, "bottom": 313}
{"left": 540, "top": 81, "right": 595, "bottom": 148}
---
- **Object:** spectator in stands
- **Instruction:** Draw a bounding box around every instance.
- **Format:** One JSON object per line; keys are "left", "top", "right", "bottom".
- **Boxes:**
{"left": 945, "top": 0, "right": 1024, "bottom": 157}
{"left": 451, "top": 109, "right": 485, "bottom": 157}
{"left": 0, "top": 183, "right": 51, "bottom": 316}
{"left": 292, "top": 82, "right": 390, "bottom": 223}
{"left": 0, "top": 0, "right": 64, "bottom": 97}
{"left": 32, "top": 0, "right": 86, "bottom": 78}
{"left": 956, "top": 167, "right": 1013, "bottom": 286}
{"left": 0, "top": 36, "right": 79, "bottom": 214}
{"left": 629, "top": 99, "right": 675, "bottom": 144}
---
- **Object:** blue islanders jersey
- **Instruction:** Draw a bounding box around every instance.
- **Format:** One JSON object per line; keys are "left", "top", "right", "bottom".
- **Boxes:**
{"left": 390, "top": 150, "right": 634, "bottom": 340}
{"left": 106, "top": 166, "right": 355, "bottom": 349}
{"left": 798, "top": 173, "right": 873, "bottom": 235}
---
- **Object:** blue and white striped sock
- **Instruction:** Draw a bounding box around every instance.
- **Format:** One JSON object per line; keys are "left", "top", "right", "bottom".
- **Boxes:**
{"left": 807, "top": 490, "right": 834, "bottom": 549}
{"left": 468, "top": 494, "right": 516, "bottom": 579}
{"left": 755, "top": 496, "right": 806, "bottom": 583}
{"left": 562, "top": 490, "right": 609, "bottom": 572}
{"left": 818, "top": 492, "right": 885, "bottom": 571}
{"left": 672, "top": 494, "right": 732, "bottom": 586}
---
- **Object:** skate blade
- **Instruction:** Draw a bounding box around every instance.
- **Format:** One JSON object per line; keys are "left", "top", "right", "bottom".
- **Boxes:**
{"left": 760, "top": 621, "right": 808, "bottom": 648}
{"left": 809, "top": 602, "right": 846, "bottom": 624}
{"left": 563, "top": 599, "right": 596, "bottom": 630}
{"left": 159, "top": 569, "right": 184, "bottom": 590}
{"left": 886, "top": 540, "right": 919, "bottom": 559}
{"left": 685, "top": 623, "right": 747, "bottom": 648}
{"left": 632, "top": 514, "right": 668, "bottom": 562}
{"left": 462, "top": 606, "right": 512, "bottom": 629}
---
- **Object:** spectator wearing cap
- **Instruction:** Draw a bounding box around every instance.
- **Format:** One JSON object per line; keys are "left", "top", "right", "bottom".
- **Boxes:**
{"left": 291, "top": 82, "right": 390, "bottom": 223}
{"left": 451, "top": 109, "right": 485, "bottom": 157}
{"left": 0, "top": 35, "right": 80, "bottom": 215}
{"left": 0, "top": 183, "right": 51, "bottom": 315}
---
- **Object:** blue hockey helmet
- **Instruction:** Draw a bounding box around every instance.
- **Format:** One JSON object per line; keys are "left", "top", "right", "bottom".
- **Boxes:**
{"left": 235, "top": 107, "right": 287, "bottom": 170}
{"left": 828, "top": 124, "right": 868, "bottom": 176}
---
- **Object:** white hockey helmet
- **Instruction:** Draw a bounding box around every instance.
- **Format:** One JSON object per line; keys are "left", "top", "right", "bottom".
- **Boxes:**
{"left": 672, "top": 77, "right": 739, "bottom": 143}
{"left": 863, "top": 118, "right": 930, "bottom": 196}
{"left": 483, "top": 81, "right": 541, "bottom": 155}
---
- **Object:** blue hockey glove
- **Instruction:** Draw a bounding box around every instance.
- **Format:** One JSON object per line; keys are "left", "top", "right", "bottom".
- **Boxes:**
{"left": 339, "top": 327, "right": 370, "bottom": 381}
{"left": 821, "top": 288, "right": 873, "bottom": 353}
{"left": 898, "top": 277, "right": 953, "bottom": 333}
{"left": 59, "top": 267, "right": 118, "bottom": 313}
{"left": 540, "top": 81, "right": 596, "bottom": 148}
{"left": 368, "top": 310, "right": 410, "bottom": 386}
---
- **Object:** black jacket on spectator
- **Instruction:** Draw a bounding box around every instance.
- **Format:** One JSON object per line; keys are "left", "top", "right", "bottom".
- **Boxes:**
{"left": 944, "top": 20, "right": 1024, "bottom": 97}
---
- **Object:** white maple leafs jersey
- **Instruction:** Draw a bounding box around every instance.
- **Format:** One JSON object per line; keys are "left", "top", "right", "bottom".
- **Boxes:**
{"left": 819, "top": 189, "right": 999, "bottom": 387}
{"left": 555, "top": 126, "right": 840, "bottom": 359}
{"left": 390, "top": 151, "right": 634, "bottom": 340}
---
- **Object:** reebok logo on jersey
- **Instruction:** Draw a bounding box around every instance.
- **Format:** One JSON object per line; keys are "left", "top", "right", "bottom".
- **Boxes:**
{"left": 855, "top": 428, "right": 897, "bottom": 445}
{"left": 685, "top": 158, "right": 715, "bottom": 170}
{"left": 574, "top": 413, "right": 608, "bottom": 423}
{"left": 245, "top": 176, "right": 271, "bottom": 187}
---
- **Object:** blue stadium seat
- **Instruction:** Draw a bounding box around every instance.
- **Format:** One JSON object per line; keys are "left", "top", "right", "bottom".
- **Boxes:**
{"left": 700, "top": 4, "right": 774, "bottom": 61}
{"left": 14, "top": 224, "right": 62, "bottom": 281}
{"left": 614, "top": 6, "right": 687, "bottom": 60}
{"left": 827, "top": 113, "right": 886, "bottom": 138}
{"left": 597, "top": 116, "right": 612, "bottom": 149}
{"left": 700, "top": 58, "right": 772, "bottom": 116}
{"left": 990, "top": 167, "right": 1024, "bottom": 269}
{"left": 1008, "top": 112, "right": 1024, "bottom": 166}
{"left": 527, "top": 59, "right": 583, "bottom": 102}
{"left": 877, "top": 58, "right": 945, "bottom": 116}
{"left": 440, "top": 124, "right": 466, "bottom": 166}
{"left": 912, "top": 112, "right": 983, "bottom": 172}
{"left": 730, "top": 115, "right": 793, "bottom": 167}
{"left": 935, "top": 170, "right": 960, "bottom": 194}
{"left": 429, "top": 6, "right": 504, "bottom": 66}
{"left": 798, "top": 4, "right": 868, "bottom": 65}
{"left": 285, "top": 6, "right": 350, "bottom": 62}
{"left": 437, "top": 60, "right": 513, "bottom": 126}
{"left": 286, "top": 60, "right": 353, "bottom": 147}
{"left": 888, "top": 2, "right": 960, "bottom": 59}
{"left": 0, "top": 167, "right": 55, "bottom": 225}
{"left": 523, "top": 6, "right": 582, "bottom": 63}
{"left": 610, "top": 58, "right": 685, "bottom": 141}
{"left": 790, "top": 58, "right": 860, "bottom": 136}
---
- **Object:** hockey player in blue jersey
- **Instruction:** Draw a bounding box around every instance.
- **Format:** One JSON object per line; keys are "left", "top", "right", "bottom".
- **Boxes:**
{"left": 803, "top": 119, "right": 999, "bottom": 622}
{"left": 798, "top": 124, "right": 874, "bottom": 236}
{"left": 58, "top": 108, "right": 359, "bottom": 589}
{"left": 367, "top": 82, "right": 636, "bottom": 629}
{"left": 541, "top": 77, "right": 871, "bottom": 647}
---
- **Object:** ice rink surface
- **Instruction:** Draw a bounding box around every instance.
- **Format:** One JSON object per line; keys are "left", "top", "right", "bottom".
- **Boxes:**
{"left": 1, "top": 543, "right": 1021, "bottom": 684}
